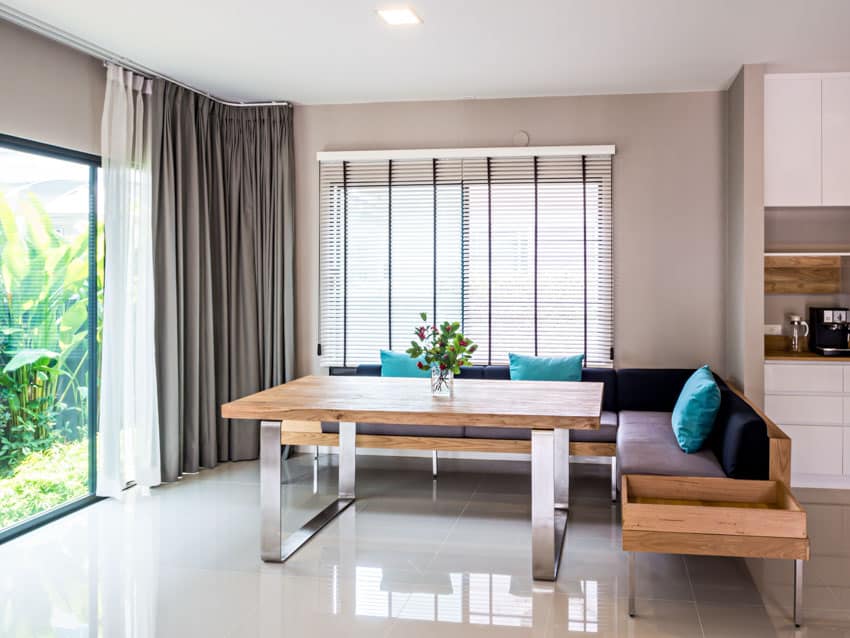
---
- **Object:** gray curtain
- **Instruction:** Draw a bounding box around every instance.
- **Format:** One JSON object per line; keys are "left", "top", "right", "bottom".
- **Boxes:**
{"left": 151, "top": 81, "right": 294, "bottom": 482}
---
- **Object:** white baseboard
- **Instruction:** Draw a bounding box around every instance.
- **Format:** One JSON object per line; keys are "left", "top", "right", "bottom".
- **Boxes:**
{"left": 292, "top": 445, "right": 613, "bottom": 465}
{"left": 791, "top": 473, "right": 850, "bottom": 489}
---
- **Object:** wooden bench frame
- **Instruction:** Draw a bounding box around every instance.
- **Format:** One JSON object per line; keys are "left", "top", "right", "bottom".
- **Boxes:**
{"left": 280, "top": 423, "right": 615, "bottom": 458}
{"left": 622, "top": 473, "right": 809, "bottom": 626}
{"left": 621, "top": 385, "right": 804, "bottom": 626}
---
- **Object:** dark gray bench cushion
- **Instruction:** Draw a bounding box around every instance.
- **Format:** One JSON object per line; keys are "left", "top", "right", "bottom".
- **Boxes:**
{"left": 571, "top": 411, "right": 618, "bottom": 443}
{"left": 463, "top": 411, "right": 618, "bottom": 442}
{"left": 616, "top": 410, "right": 725, "bottom": 478}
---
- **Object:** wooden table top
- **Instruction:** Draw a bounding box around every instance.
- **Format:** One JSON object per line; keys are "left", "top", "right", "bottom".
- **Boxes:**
{"left": 221, "top": 375, "right": 603, "bottom": 430}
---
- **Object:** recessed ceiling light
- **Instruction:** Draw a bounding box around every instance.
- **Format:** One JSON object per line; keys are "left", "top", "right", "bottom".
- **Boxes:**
{"left": 377, "top": 7, "right": 422, "bottom": 25}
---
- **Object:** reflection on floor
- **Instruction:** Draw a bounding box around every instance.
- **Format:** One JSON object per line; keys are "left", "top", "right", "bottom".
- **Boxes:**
{"left": 1, "top": 453, "right": 849, "bottom": 637}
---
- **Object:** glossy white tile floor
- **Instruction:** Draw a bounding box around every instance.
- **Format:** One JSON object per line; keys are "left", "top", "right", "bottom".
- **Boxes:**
{"left": 2, "top": 454, "right": 849, "bottom": 638}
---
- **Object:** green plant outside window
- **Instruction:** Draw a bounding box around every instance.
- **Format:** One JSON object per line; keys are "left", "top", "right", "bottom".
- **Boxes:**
{"left": 0, "top": 138, "right": 102, "bottom": 536}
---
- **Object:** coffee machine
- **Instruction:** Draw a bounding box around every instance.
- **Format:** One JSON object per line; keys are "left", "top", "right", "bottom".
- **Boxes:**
{"left": 809, "top": 307, "right": 850, "bottom": 355}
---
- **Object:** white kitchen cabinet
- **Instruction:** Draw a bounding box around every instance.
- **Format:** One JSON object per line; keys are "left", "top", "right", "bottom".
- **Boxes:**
{"left": 822, "top": 77, "right": 850, "bottom": 206}
{"left": 764, "top": 76, "right": 822, "bottom": 206}
{"left": 764, "top": 72, "right": 850, "bottom": 207}
{"left": 765, "top": 394, "right": 843, "bottom": 426}
{"left": 764, "top": 360, "right": 850, "bottom": 486}
{"left": 765, "top": 362, "right": 844, "bottom": 394}
{"left": 781, "top": 425, "right": 844, "bottom": 475}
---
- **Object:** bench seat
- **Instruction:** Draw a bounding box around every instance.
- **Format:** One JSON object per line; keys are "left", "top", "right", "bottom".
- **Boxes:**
{"left": 311, "top": 365, "right": 773, "bottom": 489}
{"left": 616, "top": 410, "right": 725, "bottom": 478}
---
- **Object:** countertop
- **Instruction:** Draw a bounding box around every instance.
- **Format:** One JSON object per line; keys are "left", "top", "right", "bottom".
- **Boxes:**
{"left": 764, "top": 335, "right": 850, "bottom": 362}
{"left": 765, "top": 350, "right": 850, "bottom": 362}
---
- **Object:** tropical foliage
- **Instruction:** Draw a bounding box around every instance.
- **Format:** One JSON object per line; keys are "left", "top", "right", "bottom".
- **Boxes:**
{"left": 0, "top": 439, "right": 88, "bottom": 528}
{"left": 0, "top": 190, "right": 101, "bottom": 478}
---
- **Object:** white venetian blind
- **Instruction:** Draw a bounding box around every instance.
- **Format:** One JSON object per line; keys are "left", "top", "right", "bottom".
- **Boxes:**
{"left": 318, "top": 148, "right": 614, "bottom": 367}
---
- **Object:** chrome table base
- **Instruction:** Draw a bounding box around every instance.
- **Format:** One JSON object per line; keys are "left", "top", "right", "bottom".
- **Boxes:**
{"left": 260, "top": 420, "right": 571, "bottom": 581}
{"left": 260, "top": 420, "right": 357, "bottom": 563}
{"left": 531, "top": 429, "right": 570, "bottom": 580}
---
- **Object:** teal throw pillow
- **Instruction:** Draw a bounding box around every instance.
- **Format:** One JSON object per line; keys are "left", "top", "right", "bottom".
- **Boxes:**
{"left": 508, "top": 353, "right": 584, "bottom": 381}
{"left": 671, "top": 365, "right": 721, "bottom": 453}
{"left": 380, "top": 350, "right": 429, "bottom": 378}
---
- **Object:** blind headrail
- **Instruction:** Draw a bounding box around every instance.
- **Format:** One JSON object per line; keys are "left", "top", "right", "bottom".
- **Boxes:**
{"left": 316, "top": 145, "right": 615, "bottom": 163}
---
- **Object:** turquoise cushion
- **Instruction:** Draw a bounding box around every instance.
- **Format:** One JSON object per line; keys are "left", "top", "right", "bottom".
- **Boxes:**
{"left": 508, "top": 353, "right": 584, "bottom": 381}
{"left": 671, "top": 365, "right": 721, "bottom": 453}
{"left": 380, "top": 350, "right": 429, "bottom": 378}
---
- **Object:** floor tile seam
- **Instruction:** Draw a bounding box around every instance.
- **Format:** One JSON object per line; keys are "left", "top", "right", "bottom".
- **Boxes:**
{"left": 682, "top": 556, "right": 709, "bottom": 638}
{"left": 420, "top": 479, "right": 481, "bottom": 571}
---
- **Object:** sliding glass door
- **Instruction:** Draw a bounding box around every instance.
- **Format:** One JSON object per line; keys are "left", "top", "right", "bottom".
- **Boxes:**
{"left": 0, "top": 135, "right": 100, "bottom": 539}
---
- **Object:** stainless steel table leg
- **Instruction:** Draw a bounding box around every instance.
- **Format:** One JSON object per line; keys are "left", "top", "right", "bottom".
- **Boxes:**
{"left": 260, "top": 420, "right": 284, "bottom": 562}
{"left": 532, "top": 429, "right": 568, "bottom": 581}
{"left": 794, "top": 559, "right": 803, "bottom": 627}
{"left": 338, "top": 421, "right": 356, "bottom": 499}
{"left": 628, "top": 552, "right": 636, "bottom": 617}
{"left": 611, "top": 457, "right": 618, "bottom": 503}
{"left": 554, "top": 428, "right": 570, "bottom": 510}
{"left": 260, "top": 420, "right": 356, "bottom": 563}
{"left": 432, "top": 450, "right": 438, "bottom": 479}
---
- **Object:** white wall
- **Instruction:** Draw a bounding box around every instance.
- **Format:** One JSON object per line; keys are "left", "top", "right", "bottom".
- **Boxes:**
{"left": 294, "top": 91, "right": 727, "bottom": 377}
{"left": 724, "top": 64, "right": 765, "bottom": 405}
{"left": 0, "top": 19, "right": 104, "bottom": 155}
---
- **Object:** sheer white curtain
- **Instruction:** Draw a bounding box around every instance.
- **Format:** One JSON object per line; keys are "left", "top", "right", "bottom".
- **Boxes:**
{"left": 98, "top": 64, "right": 161, "bottom": 497}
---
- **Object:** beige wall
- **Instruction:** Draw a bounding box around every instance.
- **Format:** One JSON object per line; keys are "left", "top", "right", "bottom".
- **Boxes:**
{"left": 724, "top": 64, "right": 765, "bottom": 405}
{"left": 0, "top": 19, "right": 104, "bottom": 155}
{"left": 295, "top": 91, "right": 727, "bottom": 377}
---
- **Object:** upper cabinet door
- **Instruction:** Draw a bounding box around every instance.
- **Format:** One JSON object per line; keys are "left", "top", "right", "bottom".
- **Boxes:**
{"left": 764, "top": 76, "right": 822, "bottom": 207}
{"left": 822, "top": 77, "right": 850, "bottom": 206}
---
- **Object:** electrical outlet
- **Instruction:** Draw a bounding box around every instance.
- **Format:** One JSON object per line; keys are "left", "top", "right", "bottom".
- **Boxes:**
{"left": 764, "top": 324, "right": 782, "bottom": 336}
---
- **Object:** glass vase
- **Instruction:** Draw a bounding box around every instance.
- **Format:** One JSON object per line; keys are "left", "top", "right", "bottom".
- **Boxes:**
{"left": 430, "top": 365, "right": 454, "bottom": 397}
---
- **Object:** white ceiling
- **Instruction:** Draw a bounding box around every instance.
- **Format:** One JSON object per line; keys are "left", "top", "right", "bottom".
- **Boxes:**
{"left": 5, "top": 0, "right": 850, "bottom": 105}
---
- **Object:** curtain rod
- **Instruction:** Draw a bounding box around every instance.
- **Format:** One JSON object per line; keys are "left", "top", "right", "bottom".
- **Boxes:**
{"left": 0, "top": 4, "right": 291, "bottom": 108}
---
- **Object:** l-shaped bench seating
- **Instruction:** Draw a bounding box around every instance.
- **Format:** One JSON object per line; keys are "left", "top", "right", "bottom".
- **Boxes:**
{"left": 280, "top": 365, "right": 804, "bottom": 625}
{"left": 279, "top": 365, "right": 792, "bottom": 498}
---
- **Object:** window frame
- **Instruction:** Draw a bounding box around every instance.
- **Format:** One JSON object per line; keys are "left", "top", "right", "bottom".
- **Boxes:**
{"left": 319, "top": 152, "right": 614, "bottom": 370}
{"left": 0, "top": 133, "right": 103, "bottom": 544}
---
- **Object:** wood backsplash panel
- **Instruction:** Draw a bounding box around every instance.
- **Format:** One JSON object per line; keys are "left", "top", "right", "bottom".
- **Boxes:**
{"left": 765, "top": 256, "right": 841, "bottom": 294}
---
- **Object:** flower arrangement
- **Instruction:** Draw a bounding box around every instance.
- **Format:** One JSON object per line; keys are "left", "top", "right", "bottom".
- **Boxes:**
{"left": 406, "top": 312, "right": 477, "bottom": 395}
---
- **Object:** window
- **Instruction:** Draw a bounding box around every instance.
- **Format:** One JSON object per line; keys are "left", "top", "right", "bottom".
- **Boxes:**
{"left": 0, "top": 134, "right": 101, "bottom": 541}
{"left": 319, "top": 148, "right": 613, "bottom": 368}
